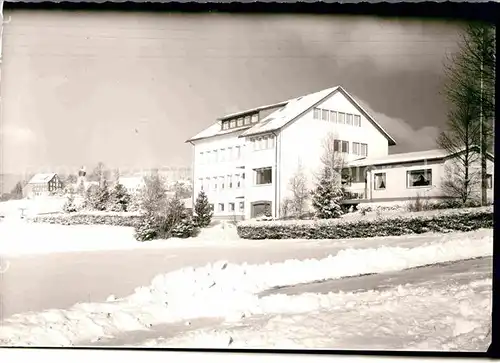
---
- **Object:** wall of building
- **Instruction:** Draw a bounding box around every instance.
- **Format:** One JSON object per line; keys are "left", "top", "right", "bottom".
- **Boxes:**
{"left": 278, "top": 90, "right": 392, "bottom": 216}
{"left": 442, "top": 155, "right": 494, "bottom": 203}
{"left": 192, "top": 131, "right": 248, "bottom": 219}
{"left": 348, "top": 155, "right": 495, "bottom": 204}
{"left": 365, "top": 159, "right": 444, "bottom": 202}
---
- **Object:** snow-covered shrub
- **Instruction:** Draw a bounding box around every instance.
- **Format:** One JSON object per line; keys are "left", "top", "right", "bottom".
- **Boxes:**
{"left": 62, "top": 195, "right": 78, "bottom": 213}
{"left": 134, "top": 194, "right": 198, "bottom": 242}
{"left": 236, "top": 206, "right": 493, "bottom": 240}
{"left": 357, "top": 202, "right": 406, "bottom": 214}
{"left": 193, "top": 190, "right": 212, "bottom": 228}
{"left": 134, "top": 212, "right": 161, "bottom": 242}
{"left": 171, "top": 211, "right": 198, "bottom": 238}
{"left": 30, "top": 212, "right": 141, "bottom": 227}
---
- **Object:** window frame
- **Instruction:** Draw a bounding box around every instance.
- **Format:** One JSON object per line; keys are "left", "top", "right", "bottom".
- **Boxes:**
{"left": 321, "top": 109, "right": 329, "bottom": 121}
{"left": 486, "top": 174, "right": 493, "bottom": 189}
{"left": 346, "top": 114, "right": 353, "bottom": 126}
{"left": 354, "top": 115, "right": 361, "bottom": 127}
{"left": 407, "top": 169, "right": 433, "bottom": 189}
{"left": 374, "top": 173, "right": 387, "bottom": 190}
{"left": 341, "top": 140, "right": 349, "bottom": 153}
{"left": 361, "top": 143, "right": 368, "bottom": 157}
{"left": 330, "top": 111, "right": 337, "bottom": 123}
{"left": 338, "top": 112, "right": 346, "bottom": 124}
{"left": 352, "top": 142, "right": 360, "bottom": 155}
{"left": 313, "top": 108, "right": 321, "bottom": 119}
{"left": 255, "top": 167, "right": 273, "bottom": 185}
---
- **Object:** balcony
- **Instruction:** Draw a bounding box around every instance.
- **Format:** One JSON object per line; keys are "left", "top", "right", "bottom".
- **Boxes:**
{"left": 342, "top": 188, "right": 366, "bottom": 201}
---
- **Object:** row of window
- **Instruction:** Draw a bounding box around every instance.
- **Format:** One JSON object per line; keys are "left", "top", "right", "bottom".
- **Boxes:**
{"left": 221, "top": 113, "right": 259, "bottom": 131}
{"left": 373, "top": 169, "right": 493, "bottom": 190}
{"left": 199, "top": 145, "right": 243, "bottom": 164}
{"left": 313, "top": 108, "right": 362, "bottom": 127}
{"left": 334, "top": 140, "right": 368, "bottom": 156}
{"left": 199, "top": 167, "right": 273, "bottom": 190}
{"left": 250, "top": 135, "right": 275, "bottom": 151}
{"left": 199, "top": 173, "right": 246, "bottom": 191}
{"left": 210, "top": 201, "right": 245, "bottom": 213}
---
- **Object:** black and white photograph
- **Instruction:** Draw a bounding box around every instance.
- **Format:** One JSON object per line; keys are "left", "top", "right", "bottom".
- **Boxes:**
{"left": 0, "top": 1, "right": 495, "bottom": 352}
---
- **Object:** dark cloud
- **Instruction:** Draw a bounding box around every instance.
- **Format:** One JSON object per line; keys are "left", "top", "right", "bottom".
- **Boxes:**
{"left": 1, "top": 12, "right": 463, "bottom": 174}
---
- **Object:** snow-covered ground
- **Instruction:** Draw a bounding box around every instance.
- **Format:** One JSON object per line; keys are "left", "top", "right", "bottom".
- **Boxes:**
{"left": 145, "top": 276, "right": 491, "bottom": 351}
{"left": 0, "top": 220, "right": 242, "bottom": 257}
{"left": 0, "top": 197, "right": 67, "bottom": 218}
{"left": 0, "top": 229, "right": 492, "bottom": 347}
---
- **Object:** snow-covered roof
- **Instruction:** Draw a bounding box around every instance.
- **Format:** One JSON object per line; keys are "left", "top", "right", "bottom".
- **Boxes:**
{"left": 219, "top": 100, "right": 289, "bottom": 121}
{"left": 186, "top": 122, "right": 251, "bottom": 143}
{"left": 186, "top": 86, "right": 397, "bottom": 145}
{"left": 240, "top": 87, "right": 338, "bottom": 138}
{"left": 347, "top": 147, "right": 494, "bottom": 168}
{"left": 27, "top": 173, "right": 57, "bottom": 184}
{"left": 118, "top": 176, "right": 146, "bottom": 188}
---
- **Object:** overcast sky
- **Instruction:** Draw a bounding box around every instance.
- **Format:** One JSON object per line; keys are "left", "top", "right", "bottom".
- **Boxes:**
{"left": 1, "top": 11, "right": 465, "bottom": 176}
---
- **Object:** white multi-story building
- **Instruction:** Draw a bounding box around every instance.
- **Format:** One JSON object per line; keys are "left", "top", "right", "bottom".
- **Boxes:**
{"left": 187, "top": 85, "right": 398, "bottom": 220}
{"left": 187, "top": 85, "right": 494, "bottom": 220}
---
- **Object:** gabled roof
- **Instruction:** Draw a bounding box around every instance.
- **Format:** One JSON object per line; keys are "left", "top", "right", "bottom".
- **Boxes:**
{"left": 186, "top": 85, "right": 397, "bottom": 146}
{"left": 347, "top": 146, "right": 494, "bottom": 168}
{"left": 27, "top": 173, "right": 57, "bottom": 184}
{"left": 239, "top": 87, "right": 339, "bottom": 138}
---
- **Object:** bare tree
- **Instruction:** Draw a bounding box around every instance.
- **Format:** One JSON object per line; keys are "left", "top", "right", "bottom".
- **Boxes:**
{"left": 438, "top": 74, "right": 482, "bottom": 204}
{"left": 287, "top": 160, "right": 309, "bottom": 218}
{"left": 444, "top": 23, "right": 495, "bottom": 205}
{"left": 318, "top": 131, "right": 347, "bottom": 185}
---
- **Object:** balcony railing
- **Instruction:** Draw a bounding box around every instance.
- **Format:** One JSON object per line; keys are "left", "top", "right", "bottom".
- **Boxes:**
{"left": 343, "top": 188, "right": 366, "bottom": 200}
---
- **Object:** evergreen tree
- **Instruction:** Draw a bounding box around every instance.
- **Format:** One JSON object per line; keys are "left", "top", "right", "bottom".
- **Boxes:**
{"left": 96, "top": 180, "right": 111, "bottom": 211}
{"left": 109, "top": 183, "right": 131, "bottom": 212}
{"left": 311, "top": 166, "right": 343, "bottom": 219}
{"left": 193, "top": 190, "right": 212, "bottom": 227}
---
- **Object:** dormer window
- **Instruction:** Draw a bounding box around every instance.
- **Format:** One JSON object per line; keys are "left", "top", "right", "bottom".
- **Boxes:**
{"left": 251, "top": 114, "right": 259, "bottom": 123}
{"left": 237, "top": 118, "right": 244, "bottom": 127}
{"left": 230, "top": 119, "right": 237, "bottom": 128}
{"left": 244, "top": 116, "right": 251, "bottom": 125}
{"left": 222, "top": 122, "right": 229, "bottom": 130}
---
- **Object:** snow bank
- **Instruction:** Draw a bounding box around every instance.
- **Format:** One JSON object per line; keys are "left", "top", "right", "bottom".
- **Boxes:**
{"left": 0, "top": 230, "right": 492, "bottom": 346}
{"left": 145, "top": 277, "right": 491, "bottom": 351}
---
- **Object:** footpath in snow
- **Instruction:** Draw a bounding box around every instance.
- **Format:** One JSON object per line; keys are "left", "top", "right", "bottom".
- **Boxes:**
{"left": 0, "top": 229, "right": 492, "bottom": 347}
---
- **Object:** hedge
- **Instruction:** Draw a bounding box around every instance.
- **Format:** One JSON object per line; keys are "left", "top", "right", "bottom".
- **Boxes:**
{"left": 237, "top": 206, "right": 494, "bottom": 240}
{"left": 29, "top": 212, "right": 142, "bottom": 228}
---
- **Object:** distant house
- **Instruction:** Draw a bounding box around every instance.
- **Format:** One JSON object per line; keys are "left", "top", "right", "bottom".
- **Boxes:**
{"left": 118, "top": 176, "right": 146, "bottom": 195}
{"left": 23, "top": 173, "right": 63, "bottom": 199}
